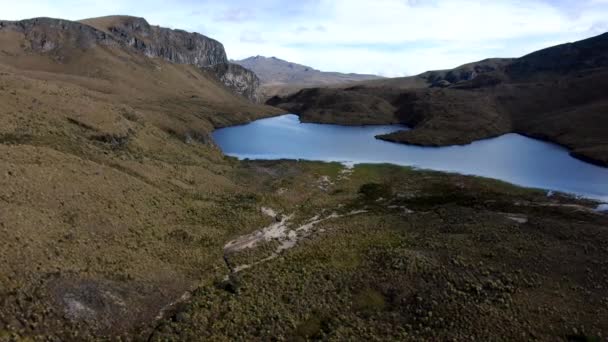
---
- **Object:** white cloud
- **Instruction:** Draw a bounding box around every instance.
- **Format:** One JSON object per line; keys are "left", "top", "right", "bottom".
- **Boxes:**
{"left": 1, "top": 0, "right": 607, "bottom": 76}
{"left": 215, "top": 0, "right": 608, "bottom": 75}
{"left": 214, "top": 8, "right": 255, "bottom": 22}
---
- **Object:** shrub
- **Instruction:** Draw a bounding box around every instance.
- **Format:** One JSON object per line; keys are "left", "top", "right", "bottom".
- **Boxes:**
{"left": 358, "top": 183, "right": 392, "bottom": 201}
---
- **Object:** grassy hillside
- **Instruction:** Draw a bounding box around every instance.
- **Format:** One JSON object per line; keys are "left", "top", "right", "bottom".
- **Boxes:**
{"left": 149, "top": 162, "right": 608, "bottom": 341}
{"left": 0, "top": 16, "right": 282, "bottom": 338}
{"left": 1, "top": 16, "right": 607, "bottom": 341}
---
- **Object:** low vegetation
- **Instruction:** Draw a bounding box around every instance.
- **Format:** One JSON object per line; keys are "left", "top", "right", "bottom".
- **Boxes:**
{"left": 149, "top": 162, "right": 608, "bottom": 341}
{"left": 0, "top": 15, "right": 607, "bottom": 341}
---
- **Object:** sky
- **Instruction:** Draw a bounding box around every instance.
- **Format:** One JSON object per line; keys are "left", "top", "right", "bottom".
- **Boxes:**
{"left": 1, "top": 0, "right": 608, "bottom": 76}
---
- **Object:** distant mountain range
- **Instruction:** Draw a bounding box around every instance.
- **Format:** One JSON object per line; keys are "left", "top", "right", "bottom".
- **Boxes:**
{"left": 232, "top": 56, "right": 383, "bottom": 97}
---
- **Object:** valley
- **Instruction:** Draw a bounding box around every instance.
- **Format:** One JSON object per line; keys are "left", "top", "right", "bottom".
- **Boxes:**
{"left": 0, "top": 12, "right": 607, "bottom": 342}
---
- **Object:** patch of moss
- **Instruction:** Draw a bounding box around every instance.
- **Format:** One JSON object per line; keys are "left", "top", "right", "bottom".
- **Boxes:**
{"left": 353, "top": 288, "right": 386, "bottom": 314}
{"left": 0, "top": 133, "right": 32, "bottom": 145}
{"left": 359, "top": 182, "right": 392, "bottom": 202}
{"left": 295, "top": 315, "right": 322, "bottom": 339}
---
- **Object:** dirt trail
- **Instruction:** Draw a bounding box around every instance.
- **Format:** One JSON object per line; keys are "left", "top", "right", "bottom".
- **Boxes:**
{"left": 223, "top": 208, "right": 293, "bottom": 254}
{"left": 223, "top": 207, "right": 367, "bottom": 273}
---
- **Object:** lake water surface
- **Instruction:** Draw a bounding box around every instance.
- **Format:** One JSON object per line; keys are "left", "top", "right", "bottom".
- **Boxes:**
{"left": 213, "top": 114, "right": 608, "bottom": 201}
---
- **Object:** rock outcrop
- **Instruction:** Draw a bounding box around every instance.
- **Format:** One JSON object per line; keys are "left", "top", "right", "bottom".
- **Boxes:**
{"left": 81, "top": 16, "right": 262, "bottom": 102}
{"left": 81, "top": 16, "right": 228, "bottom": 68}
{"left": 207, "top": 63, "right": 262, "bottom": 103}
{"left": 0, "top": 17, "right": 118, "bottom": 51}
{"left": 0, "top": 16, "right": 261, "bottom": 102}
{"left": 422, "top": 58, "right": 514, "bottom": 86}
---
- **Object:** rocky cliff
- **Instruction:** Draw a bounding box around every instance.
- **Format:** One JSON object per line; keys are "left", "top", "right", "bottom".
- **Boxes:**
{"left": 211, "top": 63, "right": 261, "bottom": 102}
{"left": 81, "top": 16, "right": 261, "bottom": 102}
{"left": 0, "top": 16, "right": 261, "bottom": 102}
{"left": 80, "top": 16, "right": 228, "bottom": 67}
{"left": 207, "top": 62, "right": 262, "bottom": 103}
{"left": 0, "top": 17, "right": 118, "bottom": 51}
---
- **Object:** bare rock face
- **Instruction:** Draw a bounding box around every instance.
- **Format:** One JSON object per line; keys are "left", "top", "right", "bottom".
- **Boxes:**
{"left": 0, "top": 16, "right": 261, "bottom": 102}
{"left": 85, "top": 16, "right": 262, "bottom": 101}
{"left": 207, "top": 63, "right": 262, "bottom": 103}
{"left": 0, "top": 17, "right": 118, "bottom": 52}
{"left": 81, "top": 16, "right": 263, "bottom": 101}
{"left": 90, "top": 16, "right": 229, "bottom": 68}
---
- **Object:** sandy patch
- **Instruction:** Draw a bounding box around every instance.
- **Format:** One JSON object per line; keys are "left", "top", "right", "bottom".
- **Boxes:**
{"left": 224, "top": 208, "right": 368, "bottom": 272}
{"left": 337, "top": 166, "right": 354, "bottom": 181}
{"left": 504, "top": 213, "right": 528, "bottom": 224}
{"left": 317, "top": 175, "right": 334, "bottom": 191}
{"left": 261, "top": 207, "right": 278, "bottom": 218}
{"left": 224, "top": 212, "right": 293, "bottom": 253}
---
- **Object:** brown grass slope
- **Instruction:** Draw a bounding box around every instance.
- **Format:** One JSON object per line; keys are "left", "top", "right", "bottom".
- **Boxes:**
{"left": 0, "top": 16, "right": 281, "bottom": 339}
{"left": 2, "top": 15, "right": 608, "bottom": 342}
{"left": 269, "top": 33, "right": 608, "bottom": 166}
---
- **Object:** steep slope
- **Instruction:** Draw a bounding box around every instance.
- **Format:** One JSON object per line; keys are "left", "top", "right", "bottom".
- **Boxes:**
{"left": 80, "top": 15, "right": 262, "bottom": 102}
{"left": 233, "top": 55, "right": 383, "bottom": 97}
{"left": 269, "top": 33, "right": 608, "bottom": 166}
{"left": 506, "top": 32, "right": 608, "bottom": 76}
{"left": 79, "top": 15, "right": 228, "bottom": 66}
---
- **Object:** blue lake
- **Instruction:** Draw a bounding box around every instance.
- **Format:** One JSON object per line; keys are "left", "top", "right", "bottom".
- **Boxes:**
{"left": 213, "top": 114, "right": 608, "bottom": 202}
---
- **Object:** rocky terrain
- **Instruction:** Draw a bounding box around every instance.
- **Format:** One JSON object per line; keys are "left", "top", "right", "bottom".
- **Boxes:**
{"left": 79, "top": 16, "right": 228, "bottom": 67}
{"left": 0, "top": 14, "right": 607, "bottom": 341}
{"left": 269, "top": 33, "right": 608, "bottom": 166}
{"left": 80, "top": 15, "right": 262, "bottom": 102}
{"left": 208, "top": 62, "right": 262, "bottom": 103}
{"left": 233, "top": 55, "right": 383, "bottom": 98}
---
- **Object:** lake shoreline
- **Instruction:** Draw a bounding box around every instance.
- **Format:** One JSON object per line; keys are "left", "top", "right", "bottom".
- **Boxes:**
{"left": 217, "top": 111, "right": 608, "bottom": 168}
{"left": 213, "top": 114, "right": 608, "bottom": 202}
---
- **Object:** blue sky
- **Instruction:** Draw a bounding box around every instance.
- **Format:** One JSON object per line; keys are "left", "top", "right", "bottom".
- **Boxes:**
{"left": 2, "top": 0, "right": 608, "bottom": 76}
